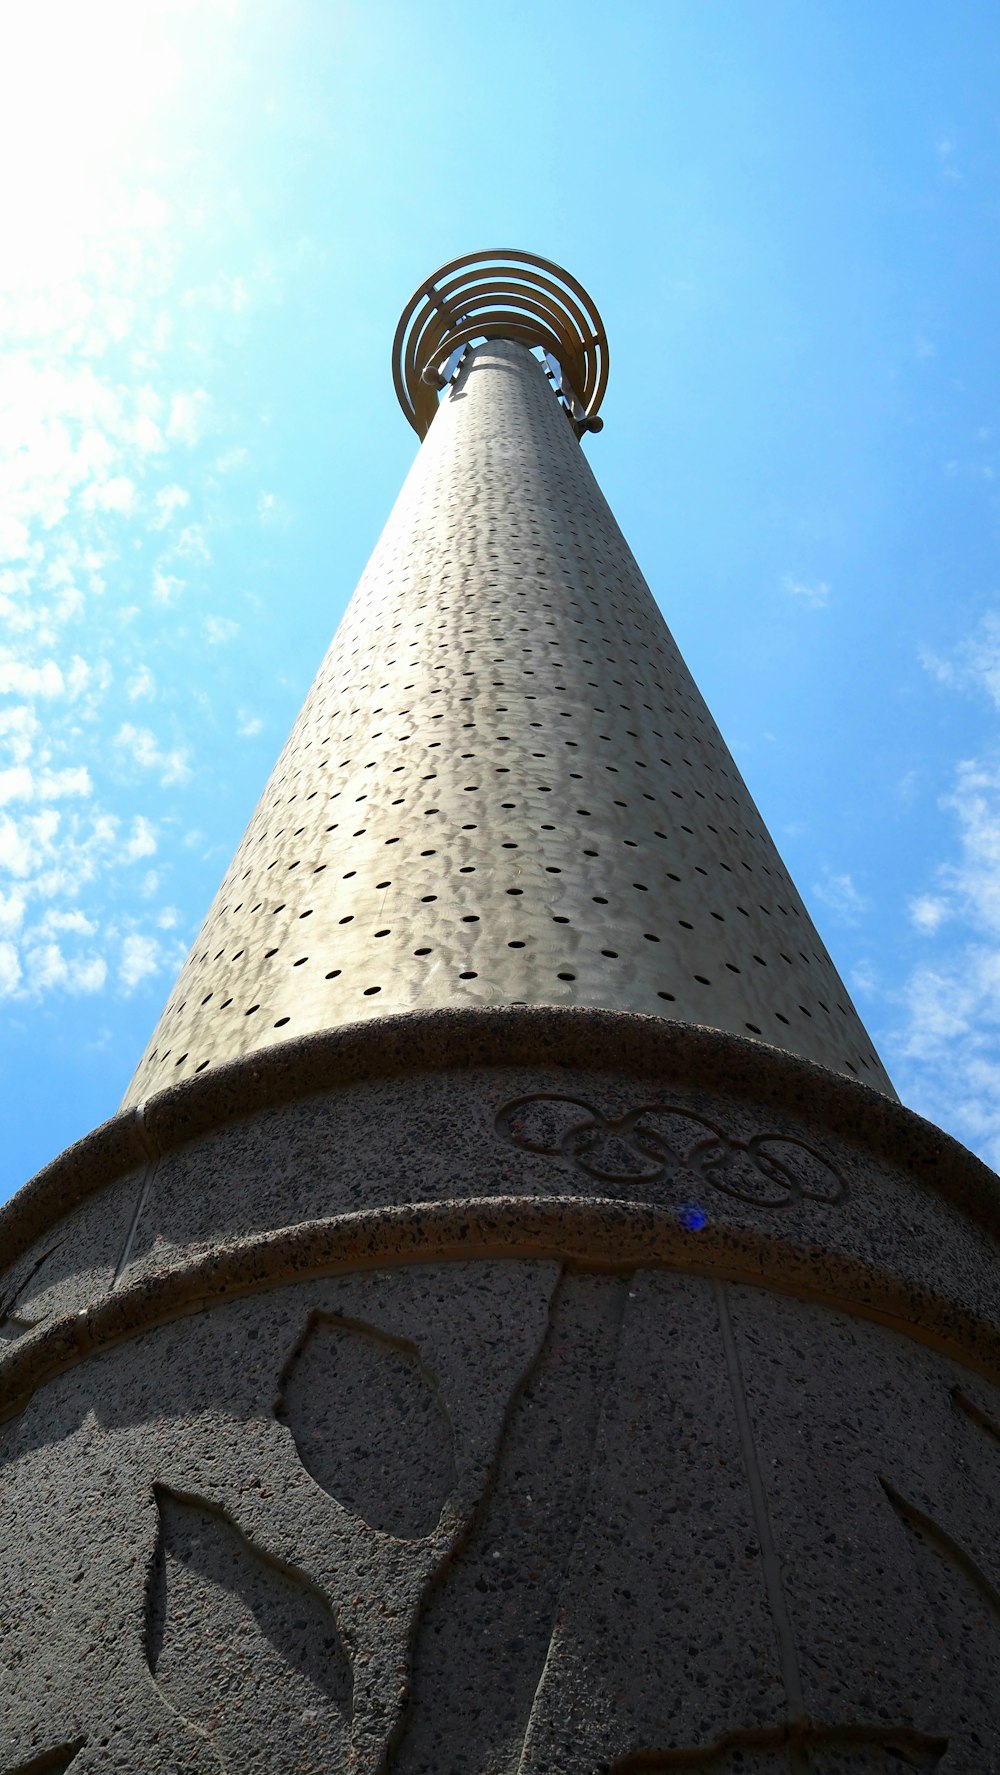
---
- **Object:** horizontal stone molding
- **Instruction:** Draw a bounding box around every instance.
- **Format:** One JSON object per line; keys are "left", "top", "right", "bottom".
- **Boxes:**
{"left": 5, "top": 1009, "right": 999, "bottom": 1283}
{"left": 1, "top": 1191, "right": 998, "bottom": 1428}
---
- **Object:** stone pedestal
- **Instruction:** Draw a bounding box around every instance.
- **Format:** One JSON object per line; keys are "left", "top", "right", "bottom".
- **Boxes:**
{"left": 1, "top": 1008, "right": 997, "bottom": 1773}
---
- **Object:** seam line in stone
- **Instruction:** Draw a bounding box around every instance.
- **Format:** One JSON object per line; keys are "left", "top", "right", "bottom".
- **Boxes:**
{"left": 713, "top": 1277, "right": 804, "bottom": 1720}
{"left": 517, "top": 1270, "right": 631, "bottom": 1771}
{"left": 113, "top": 1103, "right": 160, "bottom": 1287}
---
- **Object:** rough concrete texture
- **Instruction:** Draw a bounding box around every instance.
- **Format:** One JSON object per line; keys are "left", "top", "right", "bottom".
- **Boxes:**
{"left": 0, "top": 1015, "right": 997, "bottom": 1772}
{"left": 123, "top": 341, "right": 891, "bottom": 1101}
{"left": 1, "top": 1021, "right": 996, "bottom": 1405}
{"left": 0, "top": 1255, "right": 995, "bottom": 1773}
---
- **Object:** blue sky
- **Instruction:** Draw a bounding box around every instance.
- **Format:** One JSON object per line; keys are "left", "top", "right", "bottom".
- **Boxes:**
{"left": 3, "top": 0, "right": 1000, "bottom": 1194}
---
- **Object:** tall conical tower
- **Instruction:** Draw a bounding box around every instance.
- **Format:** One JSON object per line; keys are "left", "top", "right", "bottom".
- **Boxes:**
{"left": 1, "top": 254, "right": 997, "bottom": 1775}
{"left": 124, "top": 252, "right": 889, "bottom": 1102}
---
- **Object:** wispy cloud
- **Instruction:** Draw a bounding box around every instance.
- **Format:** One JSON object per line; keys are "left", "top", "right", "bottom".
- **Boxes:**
{"left": 126, "top": 664, "right": 156, "bottom": 702}
{"left": 0, "top": 765, "right": 92, "bottom": 805}
{"left": 0, "top": 657, "right": 69, "bottom": 698}
{"left": 215, "top": 446, "right": 248, "bottom": 474}
{"left": 783, "top": 575, "right": 830, "bottom": 610}
{"left": 893, "top": 755, "right": 1000, "bottom": 1165}
{"left": 257, "top": 489, "right": 292, "bottom": 528}
{"left": 909, "top": 893, "right": 950, "bottom": 934}
{"left": 81, "top": 473, "right": 135, "bottom": 515}
{"left": 204, "top": 615, "right": 239, "bottom": 645}
{"left": 151, "top": 483, "right": 190, "bottom": 529}
{"left": 151, "top": 566, "right": 185, "bottom": 606}
{"left": 166, "top": 389, "right": 211, "bottom": 447}
{"left": 119, "top": 931, "right": 161, "bottom": 991}
{"left": 920, "top": 610, "right": 1000, "bottom": 707}
{"left": 0, "top": 941, "right": 22, "bottom": 997}
{"left": 935, "top": 134, "right": 962, "bottom": 183}
{"left": 0, "top": 1, "right": 252, "bottom": 1027}
{"left": 113, "top": 723, "right": 191, "bottom": 785}
{"left": 811, "top": 868, "right": 870, "bottom": 923}
{"left": 123, "top": 815, "right": 157, "bottom": 861}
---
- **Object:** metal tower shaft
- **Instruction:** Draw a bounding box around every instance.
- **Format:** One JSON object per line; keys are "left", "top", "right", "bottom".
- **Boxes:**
{"left": 125, "top": 336, "right": 891, "bottom": 1105}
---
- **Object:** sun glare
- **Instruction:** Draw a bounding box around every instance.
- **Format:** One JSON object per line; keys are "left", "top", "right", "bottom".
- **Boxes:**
{"left": 0, "top": 0, "right": 189, "bottom": 286}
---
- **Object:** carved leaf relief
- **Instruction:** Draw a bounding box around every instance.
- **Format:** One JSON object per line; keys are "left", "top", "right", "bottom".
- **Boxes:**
{"left": 147, "top": 1486, "right": 351, "bottom": 1775}
{"left": 0, "top": 1240, "right": 64, "bottom": 1340}
{"left": 277, "top": 1312, "right": 454, "bottom": 1538}
{"left": 391, "top": 1272, "right": 627, "bottom": 1775}
{"left": 3, "top": 1742, "right": 86, "bottom": 1775}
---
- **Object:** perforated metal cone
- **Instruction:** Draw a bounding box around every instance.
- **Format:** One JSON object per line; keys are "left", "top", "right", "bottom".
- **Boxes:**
{"left": 124, "top": 340, "right": 893, "bottom": 1106}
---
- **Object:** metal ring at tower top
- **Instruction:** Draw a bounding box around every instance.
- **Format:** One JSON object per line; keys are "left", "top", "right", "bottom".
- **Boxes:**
{"left": 393, "top": 249, "right": 610, "bottom": 438}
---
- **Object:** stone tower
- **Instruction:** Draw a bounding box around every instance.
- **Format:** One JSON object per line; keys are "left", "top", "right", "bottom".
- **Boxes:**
{"left": 0, "top": 252, "right": 997, "bottom": 1775}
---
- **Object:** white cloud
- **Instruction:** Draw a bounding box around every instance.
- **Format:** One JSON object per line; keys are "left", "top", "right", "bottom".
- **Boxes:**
{"left": 0, "top": 890, "right": 26, "bottom": 936}
{"left": 931, "top": 759, "right": 1000, "bottom": 934}
{"left": 113, "top": 722, "right": 191, "bottom": 785}
{"left": 40, "top": 766, "right": 93, "bottom": 800}
{"left": 182, "top": 273, "right": 252, "bottom": 316}
{"left": 0, "top": 809, "right": 58, "bottom": 877}
{"left": 0, "top": 515, "right": 30, "bottom": 560}
{"left": 0, "top": 75, "right": 260, "bottom": 1019}
{"left": 70, "top": 954, "right": 109, "bottom": 993}
{"left": 920, "top": 611, "right": 1000, "bottom": 707}
{"left": 0, "top": 766, "right": 34, "bottom": 806}
{"left": 166, "top": 389, "right": 211, "bottom": 446}
{"left": 812, "top": 868, "right": 870, "bottom": 923}
{"left": 151, "top": 565, "right": 185, "bottom": 606}
{"left": 174, "top": 522, "right": 211, "bottom": 563}
{"left": 127, "top": 663, "right": 156, "bottom": 701}
{"left": 0, "top": 941, "right": 22, "bottom": 996}
{"left": 0, "top": 657, "right": 64, "bottom": 697}
{"left": 123, "top": 814, "right": 157, "bottom": 860}
{"left": 783, "top": 575, "right": 830, "bottom": 610}
{"left": 82, "top": 474, "right": 135, "bottom": 514}
{"left": 35, "top": 908, "right": 96, "bottom": 938}
{"left": 257, "top": 489, "right": 292, "bottom": 528}
{"left": 151, "top": 483, "right": 189, "bottom": 528}
{"left": 238, "top": 711, "right": 263, "bottom": 737}
{"left": 66, "top": 655, "right": 93, "bottom": 698}
{"left": 849, "top": 960, "right": 879, "bottom": 998}
{"left": 935, "top": 135, "right": 962, "bottom": 183}
{"left": 132, "top": 413, "right": 164, "bottom": 455}
{"left": 204, "top": 614, "right": 239, "bottom": 645}
{"left": 120, "top": 931, "right": 160, "bottom": 990}
{"left": 909, "top": 894, "right": 950, "bottom": 935}
{"left": 0, "top": 762, "right": 91, "bottom": 805}
{"left": 215, "top": 446, "right": 248, "bottom": 473}
{"left": 0, "top": 706, "right": 38, "bottom": 763}
{"left": 25, "top": 942, "right": 69, "bottom": 991}
{"left": 24, "top": 941, "right": 107, "bottom": 995}
{"left": 0, "top": 84, "right": 270, "bottom": 1025}
{"left": 892, "top": 755, "right": 1000, "bottom": 1165}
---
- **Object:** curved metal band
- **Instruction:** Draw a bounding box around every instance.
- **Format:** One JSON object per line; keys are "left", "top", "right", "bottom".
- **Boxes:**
{"left": 392, "top": 249, "right": 610, "bottom": 437}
